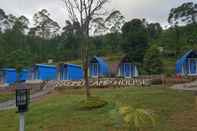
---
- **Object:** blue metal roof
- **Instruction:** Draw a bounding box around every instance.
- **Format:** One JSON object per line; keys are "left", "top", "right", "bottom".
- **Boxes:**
{"left": 65, "top": 64, "right": 82, "bottom": 68}
{"left": 0, "top": 68, "right": 16, "bottom": 71}
{"left": 95, "top": 57, "right": 109, "bottom": 70}
{"left": 90, "top": 56, "right": 110, "bottom": 76}
{"left": 176, "top": 50, "right": 193, "bottom": 66}
{"left": 36, "top": 64, "right": 56, "bottom": 68}
{"left": 60, "top": 63, "right": 83, "bottom": 80}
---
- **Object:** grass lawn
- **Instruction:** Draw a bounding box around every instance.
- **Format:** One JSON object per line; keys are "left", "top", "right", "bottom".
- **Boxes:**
{"left": 0, "top": 92, "right": 14, "bottom": 103}
{"left": 0, "top": 87, "right": 196, "bottom": 131}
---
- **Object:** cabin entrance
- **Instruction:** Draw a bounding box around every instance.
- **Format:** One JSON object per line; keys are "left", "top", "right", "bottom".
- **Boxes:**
{"left": 124, "top": 63, "right": 134, "bottom": 78}
{"left": 188, "top": 58, "right": 197, "bottom": 75}
{"left": 91, "top": 63, "right": 99, "bottom": 77}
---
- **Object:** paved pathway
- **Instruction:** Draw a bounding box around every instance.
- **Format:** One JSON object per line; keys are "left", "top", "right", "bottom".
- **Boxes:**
{"left": 0, "top": 90, "right": 52, "bottom": 111}
{"left": 0, "top": 81, "right": 56, "bottom": 111}
{"left": 170, "top": 80, "right": 197, "bottom": 91}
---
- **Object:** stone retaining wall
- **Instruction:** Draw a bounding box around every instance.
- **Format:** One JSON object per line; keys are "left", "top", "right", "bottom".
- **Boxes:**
{"left": 44, "top": 78, "right": 152, "bottom": 89}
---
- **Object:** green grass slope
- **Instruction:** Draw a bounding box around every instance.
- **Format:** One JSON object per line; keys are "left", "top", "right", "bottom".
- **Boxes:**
{"left": 0, "top": 87, "right": 196, "bottom": 131}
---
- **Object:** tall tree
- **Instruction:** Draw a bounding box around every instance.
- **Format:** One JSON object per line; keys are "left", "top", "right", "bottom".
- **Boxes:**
{"left": 64, "top": 0, "right": 109, "bottom": 37}
{"left": 0, "top": 8, "right": 8, "bottom": 32}
{"left": 143, "top": 45, "right": 163, "bottom": 74}
{"left": 12, "top": 16, "right": 29, "bottom": 34}
{"left": 121, "top": 19, "right": 148, "bottom": 64}
{"left": 30, "top": 9, "right": 60, "bottom": 39}
{"left": 147, "top": 23, "right": 162, "bottom": 40}
{"left": 168, "top": 2, "right": 197, "bottom": 26}
{"left": 0, "top": 9, "right": 17, "bottom": 32}
{"left": 64, "top": 0, "right": 110, "bottom": 97}
{"left": 62, "top": 20, "right": 81, "bottom": 35}
{"left": 92, "top": 10, "right": 125, "bottom": 35}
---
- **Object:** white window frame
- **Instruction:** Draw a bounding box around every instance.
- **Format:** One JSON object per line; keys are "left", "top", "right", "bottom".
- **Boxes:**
{"left": 92, "top": 63, "right": 99, "bottom": 77}
{"left": 188, "top": 58, "right": 197, "bottom": 76}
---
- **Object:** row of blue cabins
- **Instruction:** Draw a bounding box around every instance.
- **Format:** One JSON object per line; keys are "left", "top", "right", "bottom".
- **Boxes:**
{"left": 0, "top": 56, "right": 139, "bottom": 85}
{"left": 1, "top": 49, "right": 195, "bottom": 85}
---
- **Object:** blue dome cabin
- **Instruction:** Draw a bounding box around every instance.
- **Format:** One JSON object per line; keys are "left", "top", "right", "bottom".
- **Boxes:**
{"left": 176, "top": 50, "right": 197, "bottom": 76}
{"left": 0, "top": 68, "right": 17, "bottom": 85}
{"left": 89, "top": 56, "right": 110, "bottom": 78}
{"left": 18, "top": 69, "right": 29, "bottom": 81}
{"left": 0, "top": 68, "right": 30, "bottom": 85}
{"left": 117, "top": 56, "right": 138, "bottom": 78}
{"left": 57, "top": 63, "right": 83, "bottom": 81}
{"left": 30, "top": 64, "right": 57, "bottom": 80}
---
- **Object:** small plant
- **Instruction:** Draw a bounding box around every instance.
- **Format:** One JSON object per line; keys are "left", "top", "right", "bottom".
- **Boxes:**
{"left": 79, "top": 96, "right": 108, "bottom": 110}
{"left": 110, "top": 105, "right": 156, "bottom": 131}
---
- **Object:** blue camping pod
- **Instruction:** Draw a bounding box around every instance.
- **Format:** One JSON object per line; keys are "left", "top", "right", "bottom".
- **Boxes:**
{"left": 19, "top": 69, "right": 29, "bottom": 81}
{"left": 30, "top": 64, "right": 57, "bottom": 80}
{"left": 57, "top": 64, "right": 83, "bottom": 81}
{"left": 118, "top": 56, "right": 138, "bottom": 78}
{"left": 0, "top": 68, "right": 17, "bottom": 84}
{"left": 89, "top": 56, "right": 110, "bottom": 77}
{"left": 176, "top": 50, "right": 197, "bottom": 76}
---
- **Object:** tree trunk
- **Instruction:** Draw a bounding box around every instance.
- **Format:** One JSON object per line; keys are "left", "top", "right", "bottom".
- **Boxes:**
{"left": 81, "top": 21, "right": 91, "bottom": 98}
{"left": 83, "top": 47, "right": 91, "bottom": 98}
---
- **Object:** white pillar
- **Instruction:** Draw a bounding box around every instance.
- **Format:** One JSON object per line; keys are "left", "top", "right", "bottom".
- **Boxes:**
{"left": 19, "top": 112, "right": 25, "bottom": 131}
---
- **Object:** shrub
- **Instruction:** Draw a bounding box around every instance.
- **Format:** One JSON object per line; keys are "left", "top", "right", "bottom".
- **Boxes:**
{"left": 79, "top": 96, "right": 108, "bottom": 110}
{"left": 109, "top": 105, "right": 156, "bottom": 131}
{"left": 143, "top": 45, "right": 163, "bottom": 75}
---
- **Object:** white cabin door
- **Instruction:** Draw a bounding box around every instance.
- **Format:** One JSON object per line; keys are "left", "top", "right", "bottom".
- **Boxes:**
{"left": 92, "top": 63, "right": 99, "bottom": 77}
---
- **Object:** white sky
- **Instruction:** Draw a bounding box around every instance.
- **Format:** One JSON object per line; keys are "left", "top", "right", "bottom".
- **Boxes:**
{"left": 0, "top": 0, "right": 196, "bottom": 27}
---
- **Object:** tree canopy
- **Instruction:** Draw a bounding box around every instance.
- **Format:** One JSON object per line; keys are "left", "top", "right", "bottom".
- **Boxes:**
{"left": 0, "top": 1, "right": 197, "bottom": 76}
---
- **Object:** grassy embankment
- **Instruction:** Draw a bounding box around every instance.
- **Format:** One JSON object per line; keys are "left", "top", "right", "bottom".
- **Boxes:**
{"left": 0, "top": 87, "right": 196, "bottom": 131}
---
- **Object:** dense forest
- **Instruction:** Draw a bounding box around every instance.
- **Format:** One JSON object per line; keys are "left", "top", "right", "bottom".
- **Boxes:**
{"left": 0, "top": 1, "right": 197, "bottom": 75}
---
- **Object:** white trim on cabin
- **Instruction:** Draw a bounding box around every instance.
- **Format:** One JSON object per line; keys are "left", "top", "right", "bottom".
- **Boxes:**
{"left": 91, "top": 63, "right": 99, "bottom": 78}
{"left": 187, "top": 58, "right": 197, "bottom": 76}
{"left": 134, "top": 65, "right": 139, "bottom": 77}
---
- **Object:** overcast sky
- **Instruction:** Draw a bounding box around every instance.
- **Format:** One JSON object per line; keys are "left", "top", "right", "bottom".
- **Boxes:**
{"left": 0, "top": 0, "right": 196, "bottom": 27}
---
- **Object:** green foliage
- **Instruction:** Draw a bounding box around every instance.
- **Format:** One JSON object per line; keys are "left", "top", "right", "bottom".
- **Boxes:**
{"left": 0, "top": 93, "right": 14, "bottom": 102}
{"left": 31, "top": 9, "right": 60, "bottom": 39}
{"left": 168, "top": 2, "right": 197, "bottom": 25}
{"left": 121, "top": 19, "right": 148, "bottom": 64}
{"left": 0, "top": 87, "right": 195, "bottom": 131}
{"left": 79, "top": 96, "right": 108, "bottom": 110}
{"left": 110, "top": 105, "right": 156, "bottom": 131}
{"left": 143, "top": 45, "right": 163, "bottom": 74}
{"left": 147, "top": 23, "right": 162, "bottom": 40}
{"left": 0, "top": 2, "right": 197, "bottom": 76}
